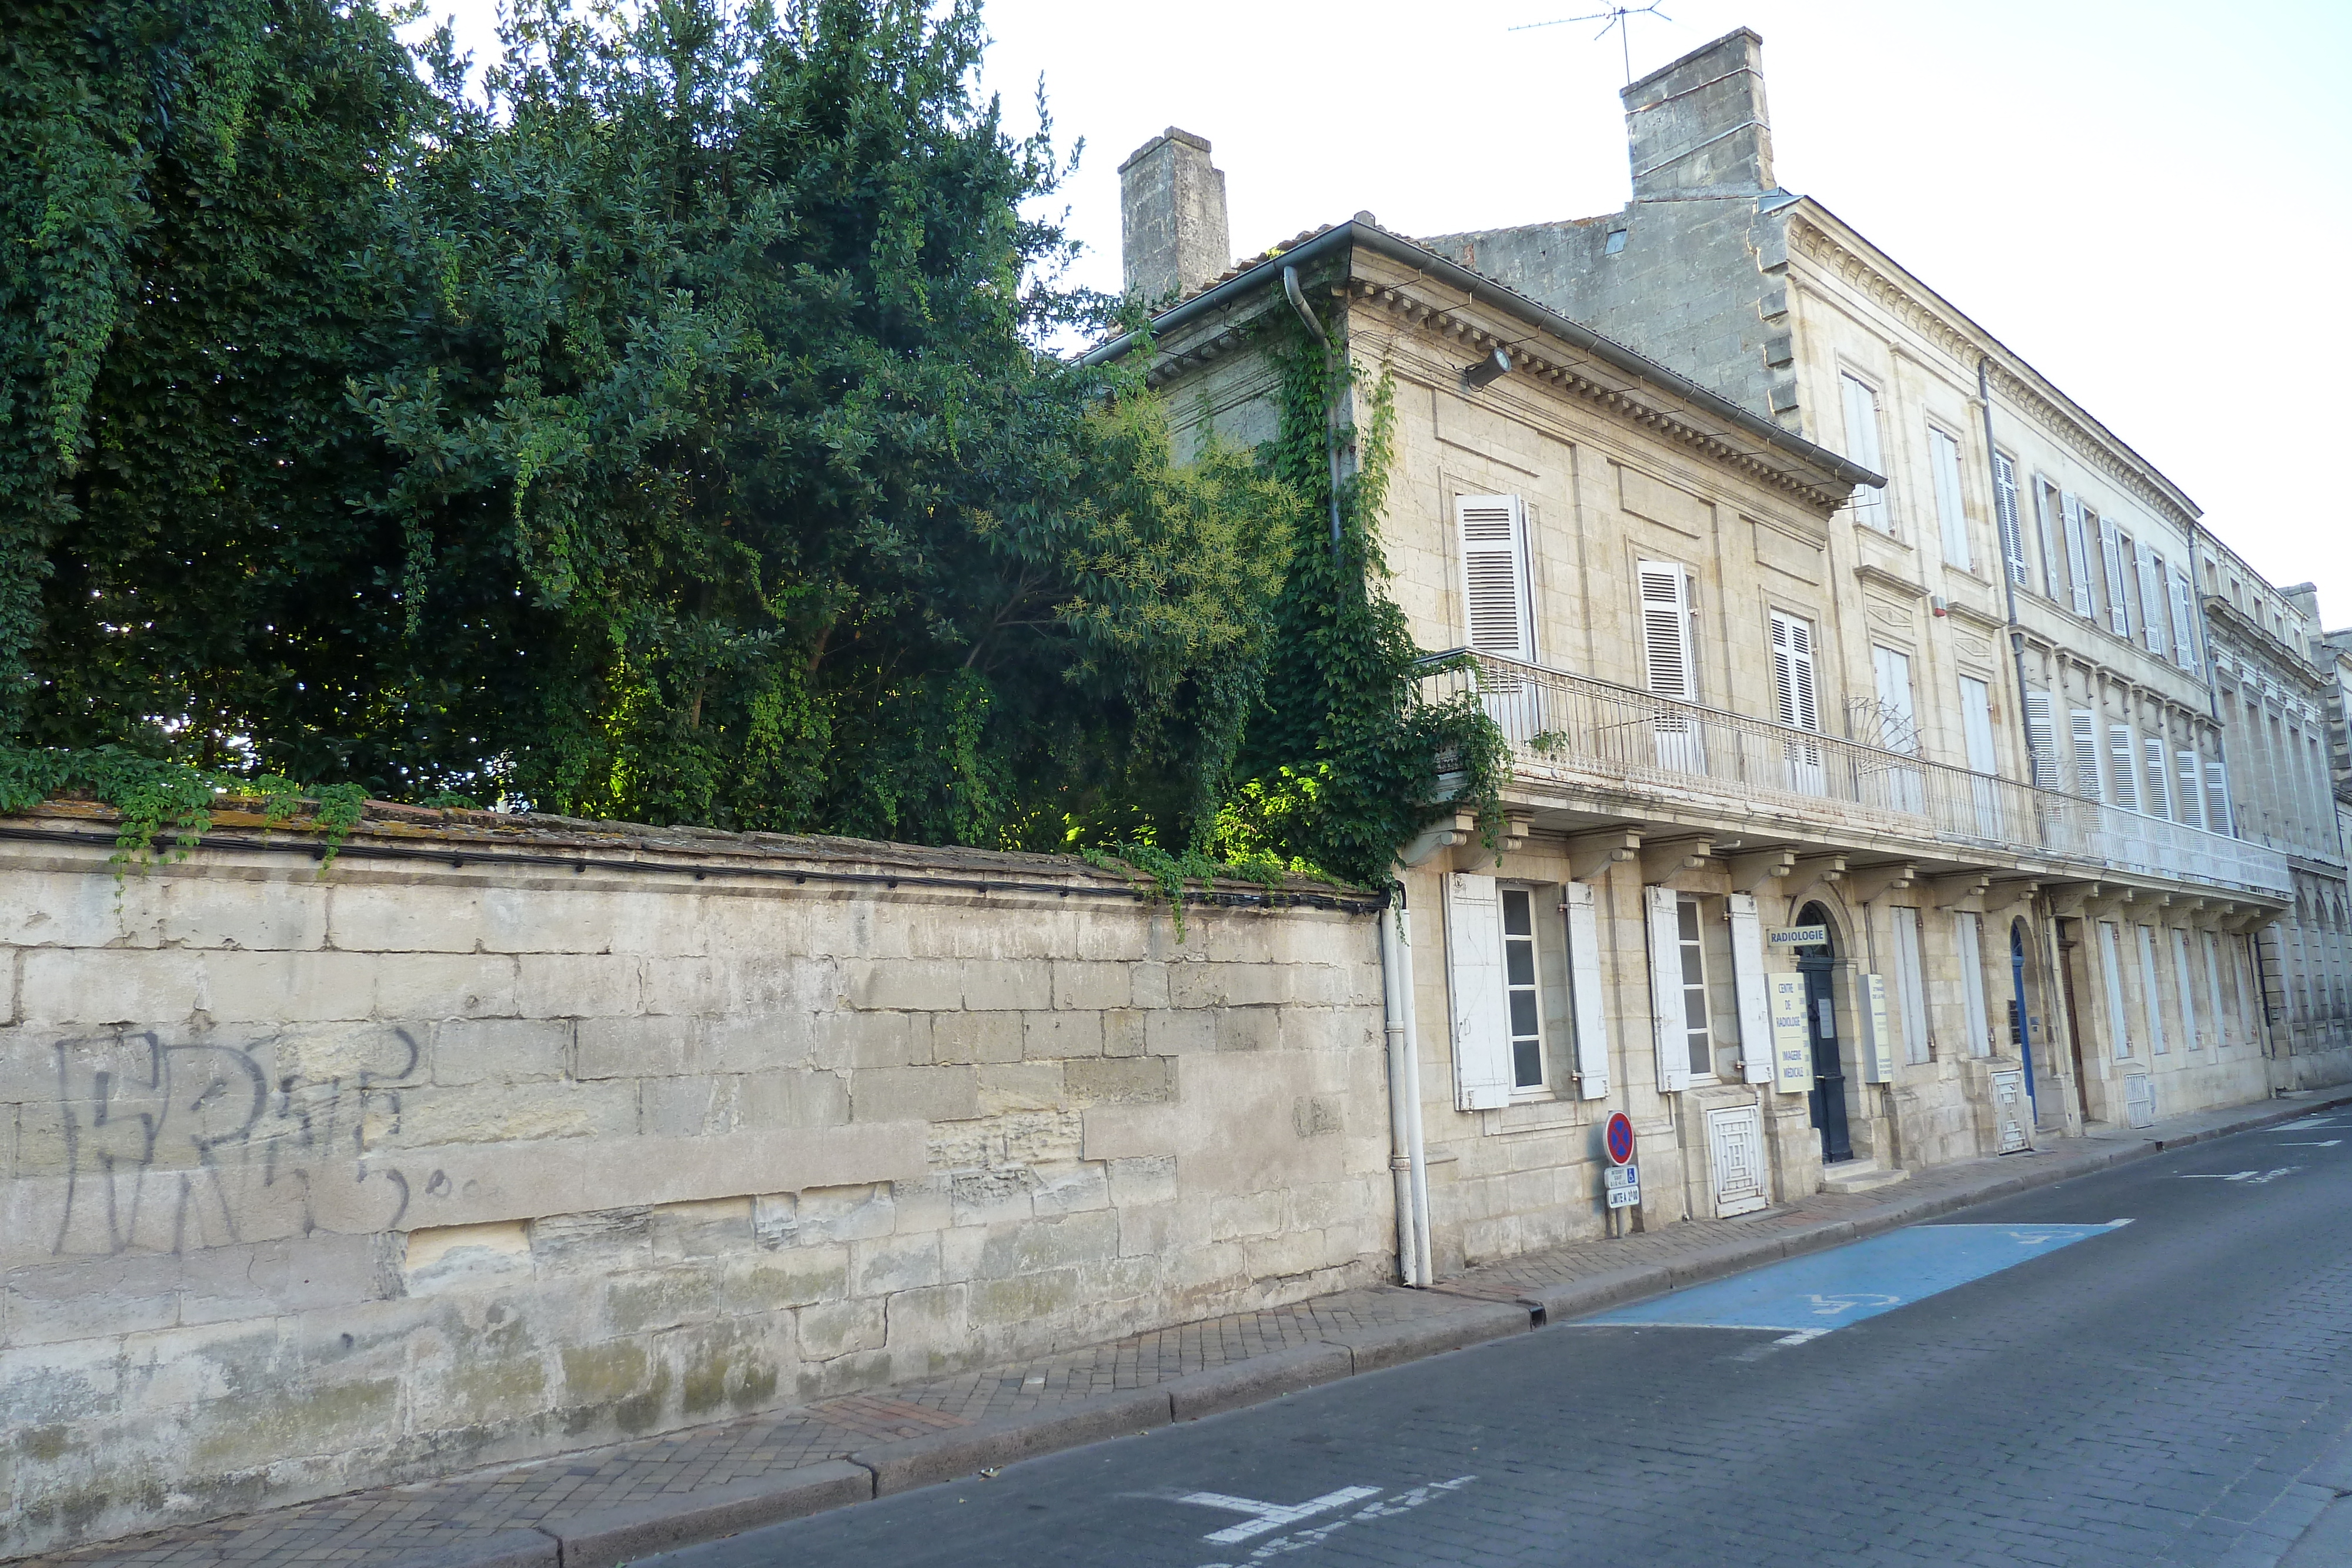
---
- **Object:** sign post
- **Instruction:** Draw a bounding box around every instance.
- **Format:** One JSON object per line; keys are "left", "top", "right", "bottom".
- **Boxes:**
{"left": 1602, "top": 1111, "right": 1640, "bottom": 1225}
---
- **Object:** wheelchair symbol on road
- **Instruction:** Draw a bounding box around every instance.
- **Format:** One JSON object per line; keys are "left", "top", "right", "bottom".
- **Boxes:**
{"left": 1805, "top": 1292, "right": 1902, "bottom": 1317}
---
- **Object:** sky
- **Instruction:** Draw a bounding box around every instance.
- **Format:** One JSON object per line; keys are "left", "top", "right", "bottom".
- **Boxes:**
{"left": 404, "top": 0, "right": 2352, "bottom": 628}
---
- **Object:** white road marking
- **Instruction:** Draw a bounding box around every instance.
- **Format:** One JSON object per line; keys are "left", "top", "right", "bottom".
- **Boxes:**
{"left": 2177, "top": 1168, "right": 2299, "bottom": 1183}
{"left": 2275, "top": 1118, "right": 2345, "bottom": 1131}
{"left": 1191, "top": 1477, "right": 1476, "bottom": 1566}
{"left": 1179, "top": 1486, "right": 1382, "bottom": 1543}
{"left": 2277, "top": 1140, "right": 2343, "bottom": 1147}
{"left": 1773, "top": 1328, "right": 1830, "bottom": 1346}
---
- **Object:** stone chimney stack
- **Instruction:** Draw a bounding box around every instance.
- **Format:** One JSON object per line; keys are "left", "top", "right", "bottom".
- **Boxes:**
{"left": 1119, "top": 128, "right": 1230, "bottom": 303}
{"left": 1622, "top": 29, "right": 1775, "bottom": 201}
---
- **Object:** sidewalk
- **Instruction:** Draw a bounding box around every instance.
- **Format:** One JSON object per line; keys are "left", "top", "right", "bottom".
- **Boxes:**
{"left": 32, "top": 1091, "right": 2347, "bottom": 1568}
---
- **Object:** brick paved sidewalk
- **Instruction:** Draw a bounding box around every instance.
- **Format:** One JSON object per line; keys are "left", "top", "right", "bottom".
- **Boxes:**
{"left": 30, "top": 1091, "right": 2344, "bottom": 1568}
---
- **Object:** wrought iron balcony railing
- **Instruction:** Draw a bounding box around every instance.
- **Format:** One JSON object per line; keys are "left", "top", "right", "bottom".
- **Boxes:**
{"left": 1416, "top": 650, "right": 2292, "bottom": 901}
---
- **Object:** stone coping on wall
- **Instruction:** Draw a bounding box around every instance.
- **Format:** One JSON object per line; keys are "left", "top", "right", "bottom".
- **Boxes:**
{"left": 0, "top": 800, "right": 1385, "bottom": 915}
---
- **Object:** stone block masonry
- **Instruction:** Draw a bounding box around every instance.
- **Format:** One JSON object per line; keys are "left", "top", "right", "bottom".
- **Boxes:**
{"left": 0, "top": 803, "right": 1390, "bottom": 1559}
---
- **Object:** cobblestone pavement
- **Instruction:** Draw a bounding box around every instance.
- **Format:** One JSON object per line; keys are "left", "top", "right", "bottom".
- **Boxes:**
{"left": 662, "top": 1115, "right": 2352, "bottom": 1568}
{"left": 29, "top": 1098, "right": 2330, "bottom": 1568}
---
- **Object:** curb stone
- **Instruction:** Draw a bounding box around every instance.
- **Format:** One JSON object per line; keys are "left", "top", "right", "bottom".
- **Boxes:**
{"left": 850, "top": 1387, "right": 1173, "bottom": 1497}
{"left": 1161, "top": 1343, "right": 1354, "bottom": 1420}
{"left": 1315, "top": 1299, "right": 1531, "bottom": 1374}
{"left": 379, "top": 1530, "right": 559, "bottom": 1568}
{"left": 548, "top": 1462, "right": 872, "bottom": 1568}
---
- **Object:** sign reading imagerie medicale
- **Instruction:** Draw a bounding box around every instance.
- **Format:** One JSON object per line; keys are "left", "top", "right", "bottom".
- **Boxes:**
{"left": 1769, "top": 975, "right": 1812, "bottom": 1094}
{"left": 1767, "top": 924, "right": 1830, "bottom": 949}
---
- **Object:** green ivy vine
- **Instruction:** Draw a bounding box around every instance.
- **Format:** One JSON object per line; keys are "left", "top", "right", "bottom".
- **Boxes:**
{"left": 0, "top": 745, "right": 369, "bottom": 875}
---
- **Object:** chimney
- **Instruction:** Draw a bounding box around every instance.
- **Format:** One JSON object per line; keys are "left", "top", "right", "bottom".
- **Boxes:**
{"left": 1622, "top": 29, "right": 1775, "bottom": 201}
{"left": 1119, "top": 128, "right": 1230, "bottom": 304}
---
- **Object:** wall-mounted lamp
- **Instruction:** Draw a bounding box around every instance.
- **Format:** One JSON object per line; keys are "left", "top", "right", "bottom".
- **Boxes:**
{"left": 1463, "top": 347, "right": 1512, "bottom": 389}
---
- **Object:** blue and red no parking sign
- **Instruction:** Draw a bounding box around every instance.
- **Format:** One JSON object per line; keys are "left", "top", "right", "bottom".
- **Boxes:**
{"left": 1605, "top": 1111, "right": 1636, "bottom": 1166}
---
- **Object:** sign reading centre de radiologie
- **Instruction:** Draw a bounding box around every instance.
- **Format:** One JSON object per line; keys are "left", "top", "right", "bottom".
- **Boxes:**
{"left": 1769, "top": 975, "right": 1812, "bottom": 1094}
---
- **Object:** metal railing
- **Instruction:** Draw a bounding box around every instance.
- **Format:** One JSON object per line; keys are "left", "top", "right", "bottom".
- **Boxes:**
{"left": 1418, "top": 650, "right": 2293, "bottom": 900}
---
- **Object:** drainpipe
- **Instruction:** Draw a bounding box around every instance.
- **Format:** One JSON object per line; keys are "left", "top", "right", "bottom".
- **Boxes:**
{"left": 1283, "top": 265, "right": 1345, "bottom": 559}
{"left": 1979, "top": 357, "right": 2042, "bottom": 803}
{"left": 1377, "top": 887, "right": 1434, "bottom": 1286}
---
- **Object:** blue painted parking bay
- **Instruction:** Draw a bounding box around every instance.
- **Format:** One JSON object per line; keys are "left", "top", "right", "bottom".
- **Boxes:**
{"left": 1578, "top": 1222, "right": 2132, "bottom": 1342}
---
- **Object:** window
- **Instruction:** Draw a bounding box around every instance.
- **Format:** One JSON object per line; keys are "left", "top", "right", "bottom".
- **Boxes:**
{"left": 1501, "top": 888, "right": 1546, "bottom": 1092}
{"left": 2098, "top": 516, "right": 2133, "bottom": 639}
{"left": 2173, "top": 928, "right": 2201, "bottom": 1049}
{"left": 1771, "top": 609, "right": 1823, "bottom": 794}
{"left": 2206, "top": 758, "right": 2233, "bottom": 835}
{"left": 1677, "top": 895, "right": 1713, "bottom": 1078}
{"left": 2062, "top": 493, "right": 2096, "bottom": 618}
{"left": 1839, "top": 373, "right": 1890, "bottom": 531}
{"left": 2032, "top": 478, "right": 2063, "bottom": 600}
{"left": 2135, "top": 543, "right": 2169, "bottom": 658}
{"left": 2026, "top": 689, "right": 2061, "bottom": 790}
{"left": 1955, "top": 912, "right": 1992, "bottom": 1057}
{"left": 2143, "top": 735, "right": 2173, "bottom": 820}
{"left": 1640, "top": 560, "right": 1702, "bottom": 771}
{"left": 2137, "top": 924, "right": 2168, "bottom": 1054}
{"left": 1458, "top": 494, "right": 1533, "bottom": 662}
{"left": 1993, "top": 453, "right": 2028, "bottom": 586}
{"left": 2204, "top": 932, "right": 2228, "bottom": 1045}
{"left": 1892, "top": 907, "right": 1930, "bottom": 1065}
{"left": 1873, "top": 646, "right": 1924, "bottom": 813}
{"left": 2100, "top": 920, "right": 2132, "bottom": 1057}
{"left": 2107, "top": 723, "right": 2139, "bottom": 813}
{"left": 2070, "top": 707, "right": 2104, "bottom": 801}
{"left": 2177, "top": 749, "right": 2208, "bottom": 833}
{"left": 1959, "top": 676, "right": 2002, "bottom": 834}
{"left": 2167, "top": 567, "right": 2200, "bottom": 671}
{"left": 1930, "top": 426, "right": 1970, "bottom": 569}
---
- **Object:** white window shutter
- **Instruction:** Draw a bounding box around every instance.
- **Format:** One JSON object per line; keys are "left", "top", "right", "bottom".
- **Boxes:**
{"left": 2137, "top": 925, "right": 2167, "bottom": 1054}
{"left": 1645, "top": 884, "right": 1690, "bottom": 1094}
{"left": 1563, "top": 880, "right": 1611, "bottom": 1099}
{"left": 1638, "top": 560, "right": 1694, "bottom": 701}
{"left": 2026, "top": 691, "right": 2060, "bottom": 790}
{"left": 2143, "top": 736, "right": 2171, "bottom": 820}
{"left": 1457, "top": 494, "right": 1533, "bottom": 664}
{"left": 1893, "top": 909, "right": 1930, "bottom": 1065}
{"left": 1930, "top": 427, "right": 1970, "bottom": 569}
{"left": 1444, "top": 872, "right": 1514, "bottom": 1110}
{"left": 2203, "top": 933, "right": 2227, "bottom": 1046}
{"left": 2070, "top": 708, "right": 2104, "bottom": 801}
{"left": 2100, "top": 921, "right": 2132, "bottom": 1057}
{"left": 2107, "top": 725, "right": 2139, "bottom": 813}
{"left": 2173, "top": 928, "right": 2200, "bottom": 1047}
{"left": 2169, "top": 569, "right": 2199, "bottom": 671}
{"left": 1955, "top": 912, "right": 1991, "bottom": 1058}
{"left": 1840, "top": 374, "right": 1887, "bottom": 530}
{"left": 1960, "top": 678, "right": 1998, "bottom": 773}
{"left": 2062, "top": 493, "right": 2095, "bottom": 618}
{"left": 1729, "top": 893, "right": 1773, "bottom": 1084}
{"left": 2205, "top": 760, "right": 2233, "bottom": 835}
{"left": 1770, "top": 610, "right": 1818, "bottom": 731}
{"left": 2097, "top": 516, "right": 2129, "bottom": 637}
{"left": 1993, "top": 453, "right": 2027, "bottom": 586}
{"left": 2177, "top": 750, "right": 2207, "bottom": 834}
{"left": 2135, "top": 544, "right": 2168, "bottom": 657}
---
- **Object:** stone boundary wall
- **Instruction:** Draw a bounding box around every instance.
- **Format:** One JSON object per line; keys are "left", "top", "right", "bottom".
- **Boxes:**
{"left": 0, "top": 805, "right": 1390, "bottom": 1557}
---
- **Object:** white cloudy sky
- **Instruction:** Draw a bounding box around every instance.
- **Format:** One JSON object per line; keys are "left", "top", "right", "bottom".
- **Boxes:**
{"left": 404, "top": 0, "right": 2352, "bottom": 626}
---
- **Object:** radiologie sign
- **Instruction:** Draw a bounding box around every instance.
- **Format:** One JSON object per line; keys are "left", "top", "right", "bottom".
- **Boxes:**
{"left": 1769, "top": 975, "right": 1812, "bottom": 1094}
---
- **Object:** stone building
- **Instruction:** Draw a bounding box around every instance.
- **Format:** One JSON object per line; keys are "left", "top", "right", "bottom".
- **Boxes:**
{"left": 1104, "top": 56, "right": 2291, "bottom": 1268}
{"left": 2199, "top": 543, "right": 2352, "bottom": 1084}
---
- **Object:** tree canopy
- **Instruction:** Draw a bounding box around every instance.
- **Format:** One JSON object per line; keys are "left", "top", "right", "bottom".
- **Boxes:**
{"left": 1, "top": 0, "right": 1497, "bottom": 884}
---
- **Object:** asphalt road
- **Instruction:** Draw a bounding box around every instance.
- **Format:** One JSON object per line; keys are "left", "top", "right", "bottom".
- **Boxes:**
{"left": 657, "top": 1117, "right": 2352, "bottom": 1567}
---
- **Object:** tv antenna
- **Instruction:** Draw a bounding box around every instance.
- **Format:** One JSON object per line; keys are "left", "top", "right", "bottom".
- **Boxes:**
{"left": 1509, "top": 4, "right": 1672, "bottom": 83}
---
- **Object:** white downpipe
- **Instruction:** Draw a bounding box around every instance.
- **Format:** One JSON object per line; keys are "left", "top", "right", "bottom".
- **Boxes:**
{"left": 1378, "top": 908, "right": 1420, "bottom": 1285}
{"left": 1398, "top": 900, "right": 1435, "bottom": 1286}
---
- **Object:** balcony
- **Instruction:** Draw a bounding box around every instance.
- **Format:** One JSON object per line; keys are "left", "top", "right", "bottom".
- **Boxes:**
{"left": 1417, "top": 650, "right": 2293, "bottom": 902}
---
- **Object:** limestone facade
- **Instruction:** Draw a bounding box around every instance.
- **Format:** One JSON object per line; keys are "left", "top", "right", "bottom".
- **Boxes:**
{"left": 1107, "top": 97, "right": 2292, "bottom": 1272}
{"left": 0, "top": 804, "right": 1387, "bottom": 1556}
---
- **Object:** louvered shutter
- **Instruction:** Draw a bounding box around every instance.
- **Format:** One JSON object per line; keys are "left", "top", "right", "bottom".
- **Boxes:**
{"left": 2203, "top": 933, "right": 2227, "bottom": 1045}
{"left": 1840, "top": 375, "right": 1888, "bottom": 530}
{"left": 2099, "top": 921, "right": 2132, "bottom": 1057}
{"left": 1993, "top": 454, "right": 2027, "bottom": 586}
{"left": 2137, "top": 925, "right": 2167, "bottom": 1054}
{"left": 1960, "top": 679, "right": 1998, "bottom": 772}
{"left": 2205, "top": 760, "right": 2233, "bottom": 836}
{"left": 2070, "top": 709, "right": 2103, "bottom": 800}
{"left": 1563, "top": 880, "right": 1610, "bottom": 1099}
{"left": 1645, "top": 884, "right": 1690, "bottom": 1094}
{"left": 2135, "top": 544, "right": 2168, "bottom": 656}
{"left": 1729, "top": 893, "right": 1773, "bottom": 1084}
{"left": 2107, "top": 726, "right": 2139, "bottom": 813}
{"left": 2142, "top": 737, "right": 2171, "bottom": 820}
{"left": 1639, "top": 560, "right": 1694, "bottom": 700}
{"left": 2062, "top": 493, "right": 2095, "bottom": 617}
{"left": 1930, "top": 428, "right": 1970, "bottom": 569}
{"left": 1893, "top": 909, "right": 1930, "bottom": 1065}
{"left": 1458, "top": 494, "right": 1533, "bottom": 663}
{"left": 2097, "top": 516, "right": 2130, "bottom": 636}
{"left": 2169, "top": 569, "right": 2199, "bottom": 671}
{"left": 2177, "top": 750, "right": 2207, "bottom": 833}
{"left": 1770, "top": 611, "right": 1818, "bottom": 730}
{"left": 1445, "top": 872, "right": 1514, "bottom": 1110}
{"left": 2026, "top": 691, "right": 2060, "bottom": 790}
{"left": 2173, "top": 928, "right": 2200, "bottom": 1048}
{"left": 1955, "top": 912, "right": 1991, "bottom": 1057}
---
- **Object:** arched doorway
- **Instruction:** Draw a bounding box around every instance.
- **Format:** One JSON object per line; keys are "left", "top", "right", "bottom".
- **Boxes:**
{"left": 1795, "top": 901, "right": 1852, "bottom": 1164}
